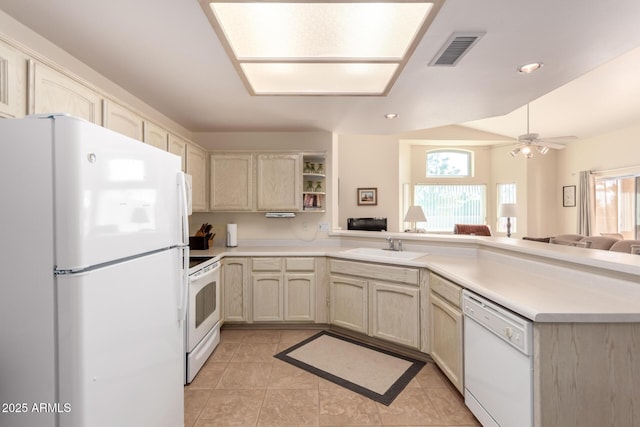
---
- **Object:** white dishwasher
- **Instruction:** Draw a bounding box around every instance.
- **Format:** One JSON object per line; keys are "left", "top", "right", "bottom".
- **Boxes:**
{"left": 462, "top": 290, "right": 533, "bottom": 427}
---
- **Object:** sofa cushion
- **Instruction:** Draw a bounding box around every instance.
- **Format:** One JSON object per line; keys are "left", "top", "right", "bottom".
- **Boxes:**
{"left": 609, "top": 239, "right": 640, "bottom": 253}
{"left": 579, "top": 236, "right": 618, "bottom": 250}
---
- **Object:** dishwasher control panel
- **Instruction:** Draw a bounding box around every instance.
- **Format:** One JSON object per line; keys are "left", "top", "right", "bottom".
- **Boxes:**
{"left": 462, "top": 291, "right": 532, "bottom": 356}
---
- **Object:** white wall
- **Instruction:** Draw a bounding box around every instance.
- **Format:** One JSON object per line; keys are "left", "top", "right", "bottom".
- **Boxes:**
{"left": 337, "top": 133, "right": 401, "bottom": 231}
{"left": 338, "top": 126, "right": 512, "bottom": 233}
{"left": 556, "top": 122, "right": 640, "bottom": 233}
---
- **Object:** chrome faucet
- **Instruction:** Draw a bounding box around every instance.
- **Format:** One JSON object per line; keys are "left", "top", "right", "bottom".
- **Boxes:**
{"left": 385, "top": 237, "right": 403, "bottom": 251}
{"left": 386, "top": 237, "right": 395, "bottom": 250}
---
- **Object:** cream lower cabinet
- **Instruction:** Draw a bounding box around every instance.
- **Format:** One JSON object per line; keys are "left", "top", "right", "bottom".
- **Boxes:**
{"left": 251, "top": 257, "right": 316, "bottom": 323}
{"left": 370, "top": 281, "right": 420, "bottom": 348}
{"left": 429, "top": 273, "right": 463, "bottom": 392}
{"left": 329, "top": 259, "right": 421, "bottom": 349}
{"left": 223, "top": 257, "right": 249, "bottom": 322}
{"left": 329, "top": 275, "right": 368, "bottom": 334}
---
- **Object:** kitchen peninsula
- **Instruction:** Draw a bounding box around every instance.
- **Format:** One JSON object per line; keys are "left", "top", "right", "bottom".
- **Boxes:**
{"left": 192, "top": 232, "right": 640, "bottom": 427}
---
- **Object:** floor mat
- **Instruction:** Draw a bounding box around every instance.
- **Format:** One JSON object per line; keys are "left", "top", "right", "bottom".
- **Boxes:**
{"left": 274, "top": 331, "right": 425, "bottom": 405}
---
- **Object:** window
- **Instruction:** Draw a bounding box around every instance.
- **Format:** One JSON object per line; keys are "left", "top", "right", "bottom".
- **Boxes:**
{"left": 594, "top": 175, "right": 638, "bottom": 239}
{"left": 414, "top": 184, "right": 486, "bottom": 232}
{"left": 426, "top": 149, "right": 472, "bottom": 177}
{"left": 496, "top": 183, "right": 517, "bottom": 233}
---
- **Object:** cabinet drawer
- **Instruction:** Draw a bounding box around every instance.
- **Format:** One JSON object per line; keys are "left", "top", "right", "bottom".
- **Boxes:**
{"left": 285, "top": 257, "right": 315, "bottom": 271}
{"left": 252, "top": 257, "right": 282, "bottom": 271}
{"left": 330, "top": 259, "right": 419, "bottom": 286}
{"left": 430, "top": 273, "right": 462, "bottom": 308}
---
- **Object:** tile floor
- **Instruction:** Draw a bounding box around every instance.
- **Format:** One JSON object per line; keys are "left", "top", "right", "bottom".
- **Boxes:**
{"left": 184, "top": 328, "right": 481, "bottom": 427}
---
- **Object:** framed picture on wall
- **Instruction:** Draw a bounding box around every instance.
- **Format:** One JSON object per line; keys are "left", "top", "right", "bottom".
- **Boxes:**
{"left": 563, "top": 185, "right": 576, "bottom": 207}
{"left": 357, "top": 188, "right": 377, "bottom": 206}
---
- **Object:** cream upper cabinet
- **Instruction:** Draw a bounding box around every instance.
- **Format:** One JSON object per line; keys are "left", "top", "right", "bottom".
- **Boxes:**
{"left": 168, "top": 134, "right": 187, "bottom": 171}
{"left": 143, "top": 121, "right": 168, "bottom": 151}
{"left": 429, "top": 273, "right": 464, "bottom": 392}
{"left": 209, "top": 153, "right": 254, "bottom": 211}
{"left": 29, "top": 61, "right": 102, "bottom": 124}
{"left": 103, "top": 100, "right": 144, "bottom": 141}
{"left": 0, "top": 39, "right": 23, "bottom": 118}
{"left": 256, "top": 153, "right": 301, "bottom": 211}
{"left": 186, "top": 142, "right": 207, "bottom": 212}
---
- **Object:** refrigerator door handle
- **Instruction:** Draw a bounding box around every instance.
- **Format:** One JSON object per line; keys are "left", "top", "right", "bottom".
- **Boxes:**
{"left": 178, "top": 246, "right": 190, "bottom": 322}
{"left": 177, "top": 172, "right": 190, "bottom": 246}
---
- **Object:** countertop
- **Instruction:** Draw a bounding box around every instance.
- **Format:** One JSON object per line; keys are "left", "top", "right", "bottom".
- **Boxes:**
{"left": 190, "top": 236, "right": 640, "bottom": 323}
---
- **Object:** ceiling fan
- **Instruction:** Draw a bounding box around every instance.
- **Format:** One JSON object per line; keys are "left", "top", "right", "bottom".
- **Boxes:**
{"left": 510, "top": 104, "right": 577, "bottom": 158}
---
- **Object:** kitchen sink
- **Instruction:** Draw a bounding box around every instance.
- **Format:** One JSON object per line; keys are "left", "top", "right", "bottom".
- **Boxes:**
{"left": 341, "top": 247, "right": 427, "bottom": 260}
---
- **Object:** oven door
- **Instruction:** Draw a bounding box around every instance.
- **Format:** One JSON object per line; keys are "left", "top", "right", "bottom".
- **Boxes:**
{"left": 187, "top": 263, "right": 220, "bottom": 353}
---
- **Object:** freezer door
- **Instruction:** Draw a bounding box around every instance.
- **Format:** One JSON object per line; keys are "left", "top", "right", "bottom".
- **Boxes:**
{"left": 56, "top": 249, "right": 184, "bottom": 427}
{"left": 53, "top": 116, "right": 184, "bottom": 270}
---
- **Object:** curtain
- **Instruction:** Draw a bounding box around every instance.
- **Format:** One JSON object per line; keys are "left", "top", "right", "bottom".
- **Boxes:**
{"left": 577, "top": 171, "right": 594, "bottom": 235}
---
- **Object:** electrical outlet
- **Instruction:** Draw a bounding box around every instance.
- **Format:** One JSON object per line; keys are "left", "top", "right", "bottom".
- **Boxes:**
{"left": 318, "top": 222, "right": 329, "bottom": 232}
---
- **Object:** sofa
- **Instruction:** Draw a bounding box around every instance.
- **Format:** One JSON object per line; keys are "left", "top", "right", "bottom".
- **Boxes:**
{"left": 453, "top": 224, "right": 492, "bottom": 236}
{"left": 523, "top": 233, "right": 640, "bottom": 254}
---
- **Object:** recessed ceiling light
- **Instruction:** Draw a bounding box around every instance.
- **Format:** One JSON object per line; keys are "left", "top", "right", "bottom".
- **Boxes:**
{"left": 518, "top": 62, "right": 544, "bottom": 74}
{"left": 200, "top": 0, "right": 445, "bottom": 96}
{"left": 385, "top": 113, "right": 399, "bottom": 119}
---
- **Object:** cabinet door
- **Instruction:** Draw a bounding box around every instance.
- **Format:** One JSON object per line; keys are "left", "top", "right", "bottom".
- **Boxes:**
{"left": 168, "top": 134, "right": 187, "bottom": 171}
{"left": 0, "top": 40, "right": 21, "bottom": 118}
{"left": 370, "top": 281, "right": 420, "bottom": 349}
{"left": 429, "top": 292, "right": 463, "bottom": 392}
{"left": 284, "top": 273, "right": 315, "bottom": 321}
{"left": 256, "top": 153, "right": 301, "bottom": 211}
{"left": 223, "top": 258, "right": 249, "bottom": 322}
{"left": 329, "top": 275, "right": 368, "bottom": 334}
{"left": 252, "top": 273, "right": 283, "bottom": 321}
{"left": 210, "top": 153, "right": 253, "bottom": 211}
{"left": 186, "top": 143, "right": 207, "bottom": 212}
{"left": 144, "top": 121, "right": 168, "bottom": 151}
{"left": 103, "top": 100, "right": 144, "bottom": 141}
{"left": 30, "top": 61, "right": 102, "bottom": 124}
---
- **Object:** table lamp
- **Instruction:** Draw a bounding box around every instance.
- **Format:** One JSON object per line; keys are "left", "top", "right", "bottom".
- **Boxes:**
{"left": 499, "top": 203, "right": 518, "bottom": 237}
{"left": 404, "top": 206, "right": 427, "bottom": 232}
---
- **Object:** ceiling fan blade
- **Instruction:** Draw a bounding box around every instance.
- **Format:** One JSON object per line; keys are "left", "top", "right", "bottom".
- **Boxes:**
{"left": 539, "top": 135, "right": 578, "bottom": 143}
{"left": 537, "top": 140, "right": 567, "bottom": 149}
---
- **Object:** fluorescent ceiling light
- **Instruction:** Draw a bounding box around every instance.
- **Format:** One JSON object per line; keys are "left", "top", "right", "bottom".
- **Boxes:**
{"left": 200, "top": 0, "right": 444, "bottom": 95}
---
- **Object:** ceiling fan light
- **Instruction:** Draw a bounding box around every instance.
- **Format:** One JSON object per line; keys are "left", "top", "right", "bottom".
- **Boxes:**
{"left": 525, "top": 151, "right": 534, "bottom": 159}
{"left": 521, "top": 146, "right": 531, "bottom": 155}
{"left": 509, "top": 147, "right": 521, "bottom": 157}
{"left": 536, "top": 146, "right": 549, "bottom": 155}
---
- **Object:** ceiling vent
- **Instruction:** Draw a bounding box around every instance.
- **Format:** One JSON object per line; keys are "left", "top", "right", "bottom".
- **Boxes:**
{"left": 430, "top": 32, "right": 485, "bottom": 66}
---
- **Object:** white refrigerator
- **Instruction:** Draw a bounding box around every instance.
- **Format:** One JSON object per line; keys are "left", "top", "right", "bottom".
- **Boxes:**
{"left": 0, "top": 115, "right": 189, "bottom": 427}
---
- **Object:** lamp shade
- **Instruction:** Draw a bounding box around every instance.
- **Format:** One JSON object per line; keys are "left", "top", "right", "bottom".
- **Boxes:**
{"left": 404, "top": 205, "right": 427, "bottom": 222}
{"left": 499, "top": 203, "right": 518, "bottom": 217}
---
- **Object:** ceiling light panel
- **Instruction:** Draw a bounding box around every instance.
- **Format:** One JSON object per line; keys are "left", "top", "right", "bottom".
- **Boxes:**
{"left": 210, "top": 2, "right": 432, "bottom": 60}
{"left": 201, "top": 0, "right": 444, "bottom": 95}
{"left": 241, "top": 63, "right": 399, "bottom": 95}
